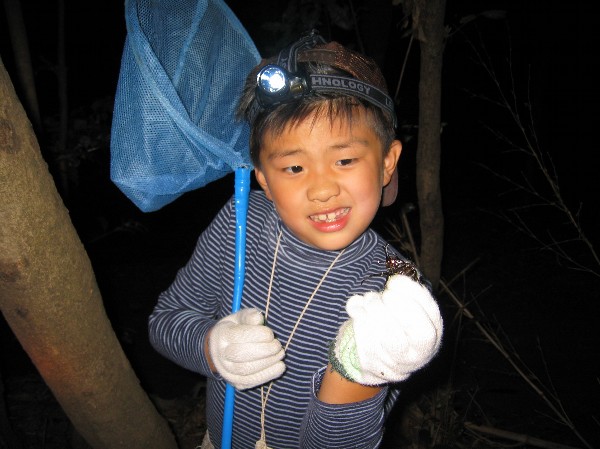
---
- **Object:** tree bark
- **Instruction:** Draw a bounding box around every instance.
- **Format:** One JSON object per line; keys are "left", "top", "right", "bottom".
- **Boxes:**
{"left": 0, "top": 56, "right": 177, "bottom": 449}
{"left": 413, "top": 0, "right": 446, "bottom": 289}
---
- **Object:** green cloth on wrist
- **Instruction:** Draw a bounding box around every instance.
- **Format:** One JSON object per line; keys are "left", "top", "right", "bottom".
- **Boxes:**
{"left": 328, "top": 321, "right": 362, "bottom": 383}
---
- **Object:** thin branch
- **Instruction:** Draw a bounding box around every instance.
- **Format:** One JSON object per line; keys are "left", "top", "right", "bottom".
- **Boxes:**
{"left": 440, "top": 278, "right": 595, "bottom": 449}
{"left": 464, "top": 422, "right": 583, "bottom": 449}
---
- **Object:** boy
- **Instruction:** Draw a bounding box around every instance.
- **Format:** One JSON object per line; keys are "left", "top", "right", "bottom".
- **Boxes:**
{"left": 149, "top": 30, "right": 442, "bottom": 449}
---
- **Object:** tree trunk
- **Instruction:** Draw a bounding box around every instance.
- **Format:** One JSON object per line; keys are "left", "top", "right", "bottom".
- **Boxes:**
{"left": 56, "top": 0, "right": 71, "bottom": 199}
{"left": 413, "top": 0, "right": 446, "bottom": 289}
{"left": 2, "top": 0, "right": 42, "bottom": 132}
{"left": 0, "top": 56, "right": 177, "bottom": 449}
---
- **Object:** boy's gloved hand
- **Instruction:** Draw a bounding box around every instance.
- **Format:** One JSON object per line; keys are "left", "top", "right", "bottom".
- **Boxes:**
{"left": 329, "top": 275, "right": 443, "bottom": 386}
{"left": 209, "top": 308, "right": 285, "bottom": 390}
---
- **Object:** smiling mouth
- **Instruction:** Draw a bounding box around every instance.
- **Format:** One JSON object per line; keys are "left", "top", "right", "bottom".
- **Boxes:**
{"left": 309, "top": 208, "right": 350, "bottom": 223}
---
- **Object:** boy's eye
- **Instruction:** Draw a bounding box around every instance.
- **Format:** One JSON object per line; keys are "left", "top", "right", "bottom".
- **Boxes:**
{"left": 336, "top": 158, "right": 355, "bottom": 167}
{"left": 285, "top": 166, "right": 303, "bottom": 174}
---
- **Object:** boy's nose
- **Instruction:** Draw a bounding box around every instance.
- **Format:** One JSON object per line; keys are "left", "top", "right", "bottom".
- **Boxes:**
{"left": 307, "top": 176, "right": 340, "bottom": 202}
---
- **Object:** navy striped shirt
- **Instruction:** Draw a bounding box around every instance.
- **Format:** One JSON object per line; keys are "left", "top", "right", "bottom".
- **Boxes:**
{"left": 149, "top": 191, "right": 401, "bottom": 448}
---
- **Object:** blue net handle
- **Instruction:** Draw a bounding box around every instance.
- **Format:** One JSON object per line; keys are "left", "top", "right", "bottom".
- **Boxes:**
{"left": 221, "top": 167, "right": 251, "bottom": 449}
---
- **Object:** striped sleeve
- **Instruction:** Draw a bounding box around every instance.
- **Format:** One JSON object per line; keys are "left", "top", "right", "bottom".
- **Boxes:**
{"left": 299, "top": 367, "right": 389, "bottom": 448}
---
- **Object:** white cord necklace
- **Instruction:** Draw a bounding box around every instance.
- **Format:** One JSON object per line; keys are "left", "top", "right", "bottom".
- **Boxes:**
{"left": 255, "top": 231, "right": 345, "bottom": 449}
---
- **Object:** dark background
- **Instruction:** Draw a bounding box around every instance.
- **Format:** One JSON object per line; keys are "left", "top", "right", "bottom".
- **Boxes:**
{"left": 1, "top": 1, "right": 599, "bottom": 448}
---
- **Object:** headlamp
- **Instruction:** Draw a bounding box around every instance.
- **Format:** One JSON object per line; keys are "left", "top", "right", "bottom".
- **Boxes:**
{"left": 256, "top": 65, "right": 309, "bottom": 107}
{"left": 247, "top": 30, "right": 397, "bottom": 127}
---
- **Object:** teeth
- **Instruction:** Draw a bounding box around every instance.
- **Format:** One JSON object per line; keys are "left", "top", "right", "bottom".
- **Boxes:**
{"left": 311, "top": 208, "right": 348, "bottom": 223}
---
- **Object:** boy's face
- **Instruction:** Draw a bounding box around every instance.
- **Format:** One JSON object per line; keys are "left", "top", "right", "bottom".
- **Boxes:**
{"left": 255, "top": 109, "right": 401, "bottom": 251}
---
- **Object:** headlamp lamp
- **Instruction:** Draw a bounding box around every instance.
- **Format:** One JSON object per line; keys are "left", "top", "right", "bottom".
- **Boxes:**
{"left": 256, "top": 65, "right": 309, "bottom": 107}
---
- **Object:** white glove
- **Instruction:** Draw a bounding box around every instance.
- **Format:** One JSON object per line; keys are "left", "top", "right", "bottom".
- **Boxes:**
{"left": 330, "top": 275, "right": 443, "bottom": 385}
{"left": 209, "top": 308, "right": 286, "bottom": 390}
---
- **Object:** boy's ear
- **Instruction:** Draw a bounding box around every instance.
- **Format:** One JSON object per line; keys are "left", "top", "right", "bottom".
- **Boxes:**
{"left": 254, "top": 167, "right": 273, "bottom": 200}
{"left": 383, "top": 140, "right": 402, "bottom": 186}
{"left": 381, "top": 140, "right": 402, "bottom": 207}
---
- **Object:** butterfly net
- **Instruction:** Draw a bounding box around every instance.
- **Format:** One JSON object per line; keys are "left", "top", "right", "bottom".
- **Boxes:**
{"left": 110, "top": 0, "right": 260, "bottom": 212}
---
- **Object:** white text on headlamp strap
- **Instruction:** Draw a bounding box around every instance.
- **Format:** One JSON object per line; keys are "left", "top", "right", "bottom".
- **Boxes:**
{"left": 310, "top": 75, "right": 372, "bottom": 95}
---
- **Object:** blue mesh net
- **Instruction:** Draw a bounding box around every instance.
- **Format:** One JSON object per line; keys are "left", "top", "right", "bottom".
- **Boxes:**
{"left": 110, "top": 0, "right": 260, "bottom": 212}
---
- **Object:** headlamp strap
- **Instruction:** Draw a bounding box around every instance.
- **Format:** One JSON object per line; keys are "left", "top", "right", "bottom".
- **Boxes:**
{"left": 308, "top": 74, "right": 396, "bottom": 127}
{"left": 277, "top": 29, "right": 326, "bottom": 73}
